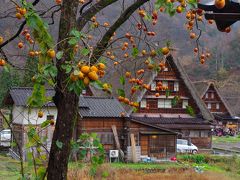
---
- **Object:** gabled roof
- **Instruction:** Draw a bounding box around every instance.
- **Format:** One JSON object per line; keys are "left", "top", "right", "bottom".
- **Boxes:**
{"left": 130, "top": 55, "right": 214, "bottom": 121}
{"left": 5, "top": 87, "right": 126, "bottom": 118}
{"left": 193, "top": 81, "right": 234, "bottom": 117}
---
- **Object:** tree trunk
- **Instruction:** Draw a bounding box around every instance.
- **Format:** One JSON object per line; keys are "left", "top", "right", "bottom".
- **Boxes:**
{"left": 47, "top": 0, "right": 79, "bottom": 179}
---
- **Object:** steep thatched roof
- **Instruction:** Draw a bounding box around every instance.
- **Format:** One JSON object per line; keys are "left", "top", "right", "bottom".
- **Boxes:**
{"left": 129, "top": 55, "right": 214, "bottom": 121}
{"left": 193, "top": 81, "right": 235, "bottom": 117}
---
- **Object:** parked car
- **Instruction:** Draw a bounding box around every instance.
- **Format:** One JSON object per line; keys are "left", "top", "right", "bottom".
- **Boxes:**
{"left": 177, "top": 139, "right": 198, "bottom": 154}
{"left": 0, "top": 129, "right": 11, "bottom": 146}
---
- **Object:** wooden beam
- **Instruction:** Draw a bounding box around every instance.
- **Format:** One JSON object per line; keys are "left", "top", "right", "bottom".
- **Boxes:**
{"left": 111, "top": 125, "right": 120, "bottom": 149}
{"left": 111, "top": 125, "right": 124, "bottom": 160}
{"left": 130, "top": 133, "right": 137, "bottom": 163}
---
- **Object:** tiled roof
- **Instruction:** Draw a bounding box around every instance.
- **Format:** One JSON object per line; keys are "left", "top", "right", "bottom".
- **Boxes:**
{"left": 79, "top": 96, "right": 126, "bottom": 117}
{"left": 130, "top": 116, "right": 212, "bottom": 130}
{"left": 130, "top": 116, "right": 211, "bottom": 125}
{"left": 7, "top": 87, "right": 126, "bottom": 118}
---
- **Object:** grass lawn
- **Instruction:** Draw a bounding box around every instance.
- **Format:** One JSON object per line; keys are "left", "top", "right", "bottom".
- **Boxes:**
{"left": 212, "top": 135, "right": 240, "bottom": 143}
{"left": 0, "top": 154, "right": 22, "bottom": 180}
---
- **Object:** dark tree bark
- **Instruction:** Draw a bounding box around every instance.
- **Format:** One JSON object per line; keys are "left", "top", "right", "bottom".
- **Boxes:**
{"left": 47, "top": 0, "right": 149, "bottom": 179}
{"left": 47, "top": 0, "right": 79, "bottom": 179}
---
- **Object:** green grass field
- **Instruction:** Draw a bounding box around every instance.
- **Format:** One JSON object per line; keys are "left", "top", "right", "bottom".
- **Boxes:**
{"left": 212, "top": 135, "right": 240, "bottom": 143}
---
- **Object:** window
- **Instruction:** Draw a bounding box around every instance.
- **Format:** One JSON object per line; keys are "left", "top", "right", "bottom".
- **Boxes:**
{"left": 190, "top": 131, "right": 200, "bottom": 137}
{"left": 206, "top": 93, "right": 208, "bottom": 98}
{"left": 174, "top": 81, "right": 179, "bottom": 92}
{"left": 140, "top": 99, "right": 147, "bottom": 108}
{"left": 201, "top": 131, "right": 209, "bottom": 137}
{"left": 98, "top": 133, "right": 114, "bottom": 144}
{"left": 216, "top": 103, "right": 220, "bottom": 110}
{"left": 207, "top": 103, "right": 211, "bottom": 109}
{"left": 211, "top": 93, "right": 214, "bottom": 99}
{"left": 162, "top": 81, "right": 168, "bottom": 88}
{"left": 165, "top": 100, "right": 172, "bottom": 108}
{"left": 151, "top": 82, "right": 156, "bottom": 91}
{"left": 47, "top": 115, "right": 54, "bottom": 120}
{"left": 158, "top": 99, "right": 172, "bottom": 108}
{"left": 182, "top": 100, "right": 188, "bottom": 109}
{"left": 158, "top": 99, "right": 165, "bottom": 108}
{"left": 164, "top": 67, "right": 168, "bottom": 72}
{"left": 82, "top": 89, "right": 86, "bottom": 95}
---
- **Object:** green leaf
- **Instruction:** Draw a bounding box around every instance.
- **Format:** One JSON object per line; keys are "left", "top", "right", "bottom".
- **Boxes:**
{"left": 70, "top": 29, "right": 82, "bottom": 38}
{"left": 56, "top": 140, "right": 63, "bottom": 149}
{"left": 80, "top": 48, "right": 90, "bottom": 56}
{"left": 132, "top": 107, "right": 138, "bottom": 113}
{"left": 91, "top": 80, "right": 103, "bottom": 89}
{"left": 165, "top": 89, "right": 170, "bottom": 98}
{"left": 41, "top": 120, "right": 50, "bottom": 128}
{"left": 3, "top": 65, "right": 10, "bottom": 73}
{"left": 119, "top": 76, "right": 125, "bottom": 85}
{"left": 56, "top": 51, "right": 63, "bottom": 60}
{"left": 186, "top": 105, "right": 195, "bottom": 117}
{"left": 131, "top": 47, "right": 139, "bottom": 58}
{"left": 68, "top": 37, "right": 78, "bottom": 45}
{"left": 117, "top": 89, "right": 125, "bottom": 97}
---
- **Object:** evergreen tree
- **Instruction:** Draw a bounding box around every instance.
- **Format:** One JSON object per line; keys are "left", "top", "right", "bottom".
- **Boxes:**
{"left": 21, "top": 57, "right": 38, "bottom": 87}
{"left": 0, "top": 68, "right": 21, "bottom": 106}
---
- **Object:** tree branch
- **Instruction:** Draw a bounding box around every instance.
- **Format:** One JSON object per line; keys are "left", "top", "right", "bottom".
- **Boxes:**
{"left": 77, "top": 0, "right": 118, "bottom": 31}
{"left": 90, "top": 0, "right": 150, "bottom": 63}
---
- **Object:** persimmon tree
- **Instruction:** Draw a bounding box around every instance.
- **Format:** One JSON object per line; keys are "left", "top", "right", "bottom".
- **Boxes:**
{"left": 0, "top": 0, "right": 231, "bottom": 179}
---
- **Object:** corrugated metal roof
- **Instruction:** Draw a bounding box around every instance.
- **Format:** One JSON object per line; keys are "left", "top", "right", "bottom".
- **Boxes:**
{"left": 8, "top": 87, "right": 126, "bottom": 118}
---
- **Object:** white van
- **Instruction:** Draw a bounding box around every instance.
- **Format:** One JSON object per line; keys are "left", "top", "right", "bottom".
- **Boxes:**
{"left": 177, "top": 139, "right": 198, "bottom": 154}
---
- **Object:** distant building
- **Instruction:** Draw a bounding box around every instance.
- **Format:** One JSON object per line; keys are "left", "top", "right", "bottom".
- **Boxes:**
{"left": 194, "top": 81, "right": 240, "bottom": 132}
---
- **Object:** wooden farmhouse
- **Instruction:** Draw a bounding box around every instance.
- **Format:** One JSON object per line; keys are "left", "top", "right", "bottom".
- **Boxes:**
{"left": 3, "top": 87, "right": 177, "bottom": 161}
{"left": 130, "top": 55, "right": 214, "bottom": 150}
{"left": 2, "top": 55, "right": 216, "bottom": 161}
{"left": 194, "top": 81, "right": 240, "bottom": 132}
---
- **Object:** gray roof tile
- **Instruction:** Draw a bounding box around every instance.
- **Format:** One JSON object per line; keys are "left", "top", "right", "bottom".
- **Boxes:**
{"left": 7, "top": 87, "right": 126, "bottom": 118}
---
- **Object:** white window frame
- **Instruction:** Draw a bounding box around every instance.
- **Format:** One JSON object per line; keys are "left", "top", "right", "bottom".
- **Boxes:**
{"left": 216, "top": 103, "right": 220, "bottom": 110}
{"left": 140, "top": 99, "right": 147, "bottom": 108}
{"left": 165, "top": 100, "right": 172, "bottom": 108}
{"left": 151, "top": 82, "right": 156, "bottom": 91}
{"left": 206, "top": 93, "right": 208, "bottom": 98}
{"left": 158, "top": 99, "right": 165, "bottom": 108}
{"left": 158, "top": 99, "right": 172, "bottom": 108}
{"left": 163, "top": 67, "right": 168, "bottom": 72}
{"left": 182, "top": 100, "right": 188, "bottom": 109}
{"left": 162, "top": 81, "right": 168, "bottom": 88}
{"left": 211, "top": 92, "right": 214, "bottom": 99}
{"left": 174, "top": 81, "right": 179, "bottom": 92}
{"left": 82, "top": 89, "right": 86, "bottom": 95}
{"left": 207, "top": 103, "right": 211, "bottom": 109}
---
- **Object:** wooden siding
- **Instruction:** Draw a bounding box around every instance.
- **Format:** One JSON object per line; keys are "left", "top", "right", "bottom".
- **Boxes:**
{"left": 137, "top": 60, "right": 200, "bottom": 114}
{"left": 77, "top": 118, "right": 177, "bottom": 159}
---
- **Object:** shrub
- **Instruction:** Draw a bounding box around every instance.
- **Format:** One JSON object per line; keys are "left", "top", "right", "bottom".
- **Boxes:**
{"left": 180, "top": 154, "right": 206, "bottom": 164}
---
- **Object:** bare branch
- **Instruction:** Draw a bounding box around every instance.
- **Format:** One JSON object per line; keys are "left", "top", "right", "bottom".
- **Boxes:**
{"left": 90, "top": 0, "right": 150, "bottom": 63}
{"left": 77, "top": 0, "right": 118, "bottom": 31}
